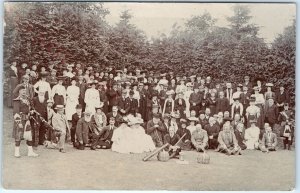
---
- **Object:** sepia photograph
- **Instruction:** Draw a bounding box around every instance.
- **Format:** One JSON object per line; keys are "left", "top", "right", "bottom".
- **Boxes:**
{"left": 2, "top": 1, "right": 296, "bottom": 191}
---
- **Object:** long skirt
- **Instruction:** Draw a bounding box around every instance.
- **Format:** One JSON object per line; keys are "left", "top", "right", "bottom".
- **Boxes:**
{"left": 65, "top": 98, "right": 78, "bottom": 120}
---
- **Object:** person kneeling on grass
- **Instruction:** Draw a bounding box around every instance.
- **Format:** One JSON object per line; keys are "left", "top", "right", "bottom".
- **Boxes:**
{"left": 163, "top": 126, "right": 181, "bottom": 159}
{"left": 259, "top": 123, "right": 278, "bottom": 153}
{"left": 191, "top": 124, "right": 208, "bottom": 152}
{"left": 216, "top": 123, "right": 241, "bottom": 155}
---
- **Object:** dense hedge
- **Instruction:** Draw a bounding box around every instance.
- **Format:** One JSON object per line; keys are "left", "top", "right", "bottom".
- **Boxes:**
{"left": 4, "top": 3, "right": 295, "bottom": 105}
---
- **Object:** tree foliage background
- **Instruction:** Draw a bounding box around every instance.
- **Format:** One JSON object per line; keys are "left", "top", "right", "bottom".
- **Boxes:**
{"left": 4, "top": 2, "right": 296, "bottom": 104}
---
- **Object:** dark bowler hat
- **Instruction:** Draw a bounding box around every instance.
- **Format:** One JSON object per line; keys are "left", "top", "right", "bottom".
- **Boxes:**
{"left": 75, "top": 104, "right": 82, "bottom": 109}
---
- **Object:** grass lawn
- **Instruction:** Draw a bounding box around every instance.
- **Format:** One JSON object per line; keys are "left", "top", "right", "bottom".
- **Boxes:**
{"left": 2, "top": 106, "right": 295, "bottom": 190}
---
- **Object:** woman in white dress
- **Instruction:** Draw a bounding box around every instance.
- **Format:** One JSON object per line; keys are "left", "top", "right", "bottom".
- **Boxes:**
{"left": 65, "top": 78, "right": 80, "bottom": 121}
{"left": 244, "top": 120, "right": 260, "bottom": 150}
{"left": 111, "top": 115, "right": 155, "bottom": 154}
{"left": 184, "top": 83, "right": 194, "bottom": 117}
{"left": 84, "top": 81, "right": 101, "bottom": 115}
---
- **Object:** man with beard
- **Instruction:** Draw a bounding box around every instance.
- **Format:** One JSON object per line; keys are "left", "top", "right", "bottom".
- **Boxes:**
{"left": 32, "top": 90, "right": 48, "bottom": 146}
{"left": 217, "top": 123, "right": 241, "bottom": 155}
{"left": 76, "top": 110, "right": 93, "bottom": 150}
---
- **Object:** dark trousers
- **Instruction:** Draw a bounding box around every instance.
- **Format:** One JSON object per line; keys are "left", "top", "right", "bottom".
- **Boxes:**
{"left": 98, "top": 140, "right": 112, "bottom": 149}
{"left": 208, "top": 138, "right": 218, "bottom": 149}
{"left": 71, "top": 128, "right": 76, "bottom": 143}
{"left": 283, "top": 137, "right": 293, "bottom": 149}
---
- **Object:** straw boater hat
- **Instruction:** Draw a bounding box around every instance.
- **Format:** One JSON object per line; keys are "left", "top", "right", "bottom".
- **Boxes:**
{"left": 47, "top": 99, "right": 54, "bottom": 104}
{"left": 266, "top": 83, "right": 274, "bottom": 87}
{"left": 55, "top": 105, "right": 64, "bottom": 110}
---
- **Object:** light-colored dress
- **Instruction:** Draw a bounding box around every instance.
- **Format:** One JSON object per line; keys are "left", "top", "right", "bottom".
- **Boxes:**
{"left": 244, "top": 126, "right": 260, "bottom": 150}
{"left": 65, "top": 85, "right": 80, "bottom": 120}
{"left": 111, "top": 124, "right": 156, "bottom": 154}
{"left": 84, "top": 88, "right": 100, "bottom": 115}
{"left": 184, "top": 90, "right": 193, "bottom": 117}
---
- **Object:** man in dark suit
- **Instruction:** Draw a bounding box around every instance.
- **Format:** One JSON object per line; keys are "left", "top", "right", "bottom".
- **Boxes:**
{"left": 276, "top": 85, "right": 290, "bottom": 112}
{"left": 92, "top": 117, "right": 117, "bottom": 149}
{"left": 117, "top": 89, "right": 130, "bottom": 116}
{"left": 264, "top": 98, "right": 279, "bottom": 128}
{"left": 107, "top": 83, "right": 120, "bottom": 112}
{"left": 128, "top": 90, "right": 139, "bottom": 116}
{"left": 189, "top": 87, "right": 202, "bottom": 116}
{"left": 32, "top": 90, "right": 48, "bottom": 146}
{"left": 76, "top": 76, "right": 87, "bottom": 111}
{"left": 146, "top": 113, "right": 167, "bottom": 147}
{"left": 240, "top": 86, "right": 251, "bottom": 115}
{"left": 106, "top": 105, "right": 123, "bottom": 127}
{"left": 71, "top": 104, "right": 83, "bottom": 147}
{"left": 204, "top": 117, "right": 220, "bottom": 149}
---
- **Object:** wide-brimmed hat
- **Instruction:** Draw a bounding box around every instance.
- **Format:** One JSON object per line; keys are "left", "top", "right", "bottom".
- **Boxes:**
{"left": 266, "top": 83, "right": 274, "bottom": 87}
{"left": 40, "top": 71, "right": 49, "bottom": 77}
{"left": 166, "top": 90, "right": 175, "bottom": 95}
{"left": 180, "top": 118, "right": 187, "bottom": 123}
{"left": 95, "top": 102, "right": 104, "bottom": 110}
{"left": 188, "top": 117, "right": 199, "bottom": 122}
{"left": 57, "top": 76, "right": 66, "bottom": 81}
{"left": 170, "top": 112, "right": 180, "bottom": 119}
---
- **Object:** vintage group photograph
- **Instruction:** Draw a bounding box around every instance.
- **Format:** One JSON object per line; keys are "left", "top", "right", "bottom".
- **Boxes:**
{"left": 2, "top": 1, "right": 296, "bottom": 191}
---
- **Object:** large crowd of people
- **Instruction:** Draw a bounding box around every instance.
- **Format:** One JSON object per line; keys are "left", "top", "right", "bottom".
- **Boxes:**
{"left": 8, "top": 62, "right": 294, "bottom": 158}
